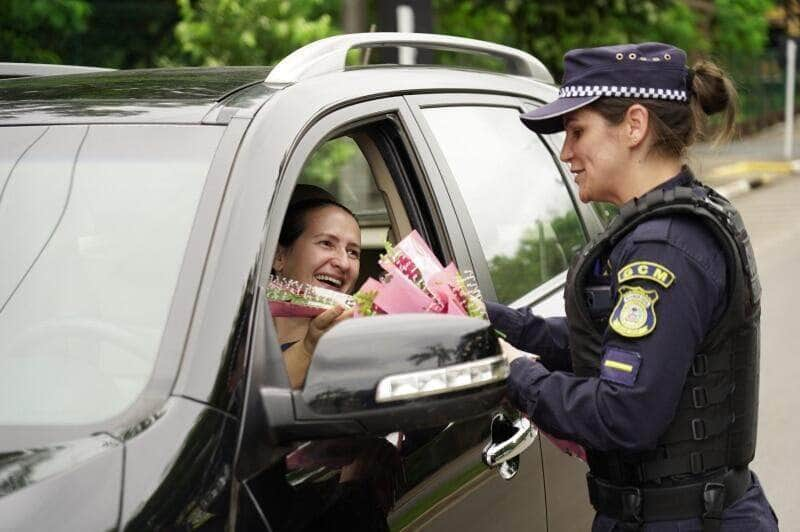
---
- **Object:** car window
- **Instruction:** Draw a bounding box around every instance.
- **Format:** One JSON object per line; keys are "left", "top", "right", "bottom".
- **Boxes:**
{"left": 300, "top": 135, "right": 386, "bottom": 220}
{"left": 421, "top": 105, "right": 586, "bottom": 304}
{"left": 0, "top": 124, "right": 223, "bottom": 425}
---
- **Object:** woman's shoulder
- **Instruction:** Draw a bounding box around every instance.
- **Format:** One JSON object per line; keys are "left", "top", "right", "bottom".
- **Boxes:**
{"left": 629, "top": 213, "right": 721, "bottom": 248}
{"left": 614, "top": 213, "right": 726, "bottom": 283}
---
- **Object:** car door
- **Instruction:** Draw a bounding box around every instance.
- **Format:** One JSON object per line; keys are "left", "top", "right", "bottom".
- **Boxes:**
{"left": 407, "top": 93, "right": 596, "bottom": 531}
{"left": 231, "top": 95, "right": 547, "bottom": 531}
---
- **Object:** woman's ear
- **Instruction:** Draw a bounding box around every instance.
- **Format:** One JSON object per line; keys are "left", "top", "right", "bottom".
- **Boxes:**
{"left": 624, "top": 104, "right": 650, "bottom": 148}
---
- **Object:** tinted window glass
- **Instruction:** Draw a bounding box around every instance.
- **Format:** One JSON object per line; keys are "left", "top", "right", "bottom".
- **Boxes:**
{"left": 422, "top": 105, "right": 585, "bottom": 304}
{"left": 0, "top": 124, "right": 222, "bottom": 425}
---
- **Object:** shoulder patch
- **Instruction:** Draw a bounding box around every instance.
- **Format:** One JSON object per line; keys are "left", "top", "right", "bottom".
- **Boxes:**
{"left": 617, "top": 261, "right": 675, "bottom": 288}
{"left": 600, "top": 347, "right": 642, "bottom": 387}
{"left": 609, "top": 285, "right": 659, "bottom": 338}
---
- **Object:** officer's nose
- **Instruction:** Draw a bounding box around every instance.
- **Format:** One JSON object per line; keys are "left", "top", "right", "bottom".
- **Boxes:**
{"left": 560, "top": 138, "right": 573, "bottom": 163}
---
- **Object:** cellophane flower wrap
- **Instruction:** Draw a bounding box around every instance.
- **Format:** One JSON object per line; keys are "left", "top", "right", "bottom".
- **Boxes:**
{"left": 353, "top": 230, "right": 488, "bottom": 319}
{"left": 266, "top": 274, "right": 354, "bottom": 318}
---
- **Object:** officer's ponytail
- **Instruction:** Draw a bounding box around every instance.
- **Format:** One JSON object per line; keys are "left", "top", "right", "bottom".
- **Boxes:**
{"left": 690, "top": 59, "right": 738, "bottom": 145}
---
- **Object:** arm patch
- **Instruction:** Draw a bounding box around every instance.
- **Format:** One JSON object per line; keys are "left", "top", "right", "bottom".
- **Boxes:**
{"left": 617, "top": 261, "right": 675, "bottom": 288}
{"left": 600, "top": 347, "right": 641, "bottom": 387}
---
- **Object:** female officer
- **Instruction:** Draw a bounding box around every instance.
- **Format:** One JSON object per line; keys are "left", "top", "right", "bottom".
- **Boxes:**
{"left": 490, "top": 43, "right": 778, "bottom": 531}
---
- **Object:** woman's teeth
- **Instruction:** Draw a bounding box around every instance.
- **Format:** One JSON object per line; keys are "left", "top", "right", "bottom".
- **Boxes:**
{"left": 315, "top": 274, "right": 343, "bottom": 288}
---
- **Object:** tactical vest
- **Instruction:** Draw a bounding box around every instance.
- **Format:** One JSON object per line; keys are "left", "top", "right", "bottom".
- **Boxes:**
{"left": 565, "top": 184, "right": 761, "bottom": 486}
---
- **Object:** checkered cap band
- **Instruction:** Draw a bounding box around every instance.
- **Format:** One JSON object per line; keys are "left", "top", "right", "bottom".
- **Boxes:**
{"left": 559, "top": 85, "right": 688, "bottom": 102}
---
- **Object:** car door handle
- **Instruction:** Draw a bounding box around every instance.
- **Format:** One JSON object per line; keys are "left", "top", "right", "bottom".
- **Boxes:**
{"left": 482, "top": 414, "right": 538, "bottom": 480}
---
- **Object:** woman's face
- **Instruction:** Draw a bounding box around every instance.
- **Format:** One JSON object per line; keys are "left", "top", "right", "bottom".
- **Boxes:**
{"left": 560, "top": 108, "right": 629, "bottom": 204}
{"left": 274, "top": 204, "right": 362, "bottom": 294}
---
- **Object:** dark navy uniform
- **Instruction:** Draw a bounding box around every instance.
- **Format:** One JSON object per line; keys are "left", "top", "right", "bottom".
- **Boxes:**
{"left": 488, "top": 169, "right": 778, "bottom": 531}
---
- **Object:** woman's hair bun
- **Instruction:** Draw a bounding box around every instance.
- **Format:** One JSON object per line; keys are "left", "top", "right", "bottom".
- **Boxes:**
{"left": 691, "top": 60, "right": 735, "bottom": 116}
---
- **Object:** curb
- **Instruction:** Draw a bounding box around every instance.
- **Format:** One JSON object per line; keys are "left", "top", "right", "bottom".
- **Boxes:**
{"left": 713, "top": 159, "right": 800, "bottom": 199}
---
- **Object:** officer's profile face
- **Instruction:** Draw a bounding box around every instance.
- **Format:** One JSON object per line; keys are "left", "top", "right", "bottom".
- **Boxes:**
{"left": 560, "top": 108, "right": 629, "bottom": 205}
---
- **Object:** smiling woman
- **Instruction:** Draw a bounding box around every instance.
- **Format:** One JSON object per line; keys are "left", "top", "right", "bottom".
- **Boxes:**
{"left": 272, "top": 186, "right": 362, "bottom": 389}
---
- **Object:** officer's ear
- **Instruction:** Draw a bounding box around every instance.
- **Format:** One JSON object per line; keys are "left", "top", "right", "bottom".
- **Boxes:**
{"left": 623, "top": 104, "right": 650, "bottom": 149}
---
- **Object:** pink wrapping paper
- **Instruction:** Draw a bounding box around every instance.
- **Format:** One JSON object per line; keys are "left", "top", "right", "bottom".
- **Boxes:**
{"left": 268, "top": 300, "right": 326, "bottom": 318}
{"left": 353, "top": 230, "right": 485, "bottom": 319}
{"left": 373, "top": 271, "right": 440, "bottom": 314}
{"left": 541, "top": 431, "right": 587, "bottom": 462}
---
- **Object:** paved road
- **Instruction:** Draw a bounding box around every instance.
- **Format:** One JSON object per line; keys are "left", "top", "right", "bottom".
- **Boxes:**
{"left": 690, "top": 121, "right": 800, "bottom": 180}
{"left": 730, "top": 175, "right": 800, "bottom": 530}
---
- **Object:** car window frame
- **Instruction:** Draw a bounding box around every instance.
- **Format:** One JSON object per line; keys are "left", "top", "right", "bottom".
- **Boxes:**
{"left": 236, "top": 96, "right": 478, "bottom": 470}
{"left": 406, "top": 93, "right": 597, "bottom": 308}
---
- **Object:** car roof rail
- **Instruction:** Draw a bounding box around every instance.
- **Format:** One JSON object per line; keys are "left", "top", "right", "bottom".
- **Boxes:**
{"left": 0, "top": 62, "right": 115, "bottom": 79}
{"left": 266, "top": 32, "right": 554, "bottom": 85}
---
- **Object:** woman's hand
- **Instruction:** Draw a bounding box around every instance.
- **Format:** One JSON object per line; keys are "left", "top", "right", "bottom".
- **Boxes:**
{"left": 499, "top": 338, "right": 539, "bottom": 365}
{"left": 302, "top": 305, "right": 355, "bottom": 355}
{"left": 285, "top": 305, "right": 355, "bottom": 390}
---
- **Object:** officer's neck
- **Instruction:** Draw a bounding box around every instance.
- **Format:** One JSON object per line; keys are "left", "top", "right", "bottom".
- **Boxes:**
{"left": 616, "top": 155, "right": 683, "bottom": 205}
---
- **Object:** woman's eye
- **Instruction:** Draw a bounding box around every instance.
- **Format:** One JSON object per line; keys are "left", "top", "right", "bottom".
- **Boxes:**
{"left": 348, "top": 250, "right": 360, "bottom": 260}
{"left": 318, "top": 240, "right": 333, "bottom": 248}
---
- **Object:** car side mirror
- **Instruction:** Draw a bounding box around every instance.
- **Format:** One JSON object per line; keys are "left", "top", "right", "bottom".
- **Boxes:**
{"left": 297, "top": 313, "right": 506, "bottom": 429}
{"left": 236, "top": 297, "right": 507, "bottom": 481}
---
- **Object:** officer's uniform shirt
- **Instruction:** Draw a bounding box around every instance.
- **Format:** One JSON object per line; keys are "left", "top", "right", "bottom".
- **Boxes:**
{"left": 487, "top": 169, "right": 778, "bottom": 529}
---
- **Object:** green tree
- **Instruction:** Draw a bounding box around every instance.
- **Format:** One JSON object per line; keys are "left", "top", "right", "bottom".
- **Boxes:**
{"left": 173, "top": 0, "right": 341, "bottom": 66}
{"left": 712, "top": 0, "right": 774, "bottom": 57}
{"left": 0, "top": 0, "right": 91, "bottom": 64}
{"left": 434, "top": 0, "right": 774, "bottom": 79}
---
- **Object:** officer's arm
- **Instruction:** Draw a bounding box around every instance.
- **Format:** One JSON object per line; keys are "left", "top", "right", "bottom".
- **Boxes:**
{"left": 486, "top": 301, "right": 572, "bottom": 372}
{"left": 505, "top": 238, "right": 725, "bottom": 451}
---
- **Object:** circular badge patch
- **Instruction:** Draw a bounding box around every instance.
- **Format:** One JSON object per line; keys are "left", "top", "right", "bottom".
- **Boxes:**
{"left": 609, "top": 285, "right": 659, "bottom": 338}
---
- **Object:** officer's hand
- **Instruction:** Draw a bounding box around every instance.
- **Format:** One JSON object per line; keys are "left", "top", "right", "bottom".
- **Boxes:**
{"left": 499, "top": 338, "right": 539, "bottom": 365}
{"left": 303, "top": 305, "right": 354, "bottom": 355}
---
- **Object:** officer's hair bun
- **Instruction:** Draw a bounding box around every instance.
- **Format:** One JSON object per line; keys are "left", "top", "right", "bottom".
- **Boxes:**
{"left": 690, "top": 60, "right": 738, "bottom": 143}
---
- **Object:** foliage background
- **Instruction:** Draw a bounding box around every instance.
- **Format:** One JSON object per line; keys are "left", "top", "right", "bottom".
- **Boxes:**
{"left": 0, "top": 0, "right": 777, "bottom": 72}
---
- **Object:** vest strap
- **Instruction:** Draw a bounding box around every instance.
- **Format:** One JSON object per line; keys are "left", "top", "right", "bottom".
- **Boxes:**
{"left": 689, "top": 353, "right": 731, "bottom": 377}
{"left": 662, "top": 412, "right": 733, "bottom": 443}
{"left": 638, "top": 450, "right": 728, "bottom": 482}
{"left": 678, "top": 380, "right": 734, "bottom": 410}
{"left": 587, "top": 467, "right": 751, "bottom": 523}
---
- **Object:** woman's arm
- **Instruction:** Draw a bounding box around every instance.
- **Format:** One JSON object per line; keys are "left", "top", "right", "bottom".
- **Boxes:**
{"left": 280, "top": 306, "right": 353, "bottom": 389}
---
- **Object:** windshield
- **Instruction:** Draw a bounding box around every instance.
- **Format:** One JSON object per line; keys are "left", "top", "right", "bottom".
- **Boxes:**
{"left": 0, "top": 124, "right": 223, "bottom": 425}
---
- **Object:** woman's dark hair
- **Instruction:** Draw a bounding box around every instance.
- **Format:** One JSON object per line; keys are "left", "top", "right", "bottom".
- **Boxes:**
{"left": 589, "top": 59, "right": 738, "bottom": 158}
{"left": 278, "top": 197, "right": 358, "bottom": 248}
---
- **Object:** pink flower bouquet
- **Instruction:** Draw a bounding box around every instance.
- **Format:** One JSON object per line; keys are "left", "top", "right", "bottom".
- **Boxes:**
{"left": 353, "top": 230, "right": 487, "bottom": 319}
{"left": 265, "top": 230, "right": 486, "bottom": 320}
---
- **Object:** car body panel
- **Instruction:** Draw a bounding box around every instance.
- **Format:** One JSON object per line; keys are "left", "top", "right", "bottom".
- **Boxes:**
{"left": 117, "top": 396, "right": 237, "bottom": 530}
{"left": 0, "top": 434, "right": 123, "bottom": 531}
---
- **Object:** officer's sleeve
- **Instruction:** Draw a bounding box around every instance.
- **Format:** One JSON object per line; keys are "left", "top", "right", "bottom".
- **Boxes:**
{"left": 486, "top": 301, "right": 572, "bottom": 372}
{"left": 506, "top": 236, "right": 726, "bottom": 451}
